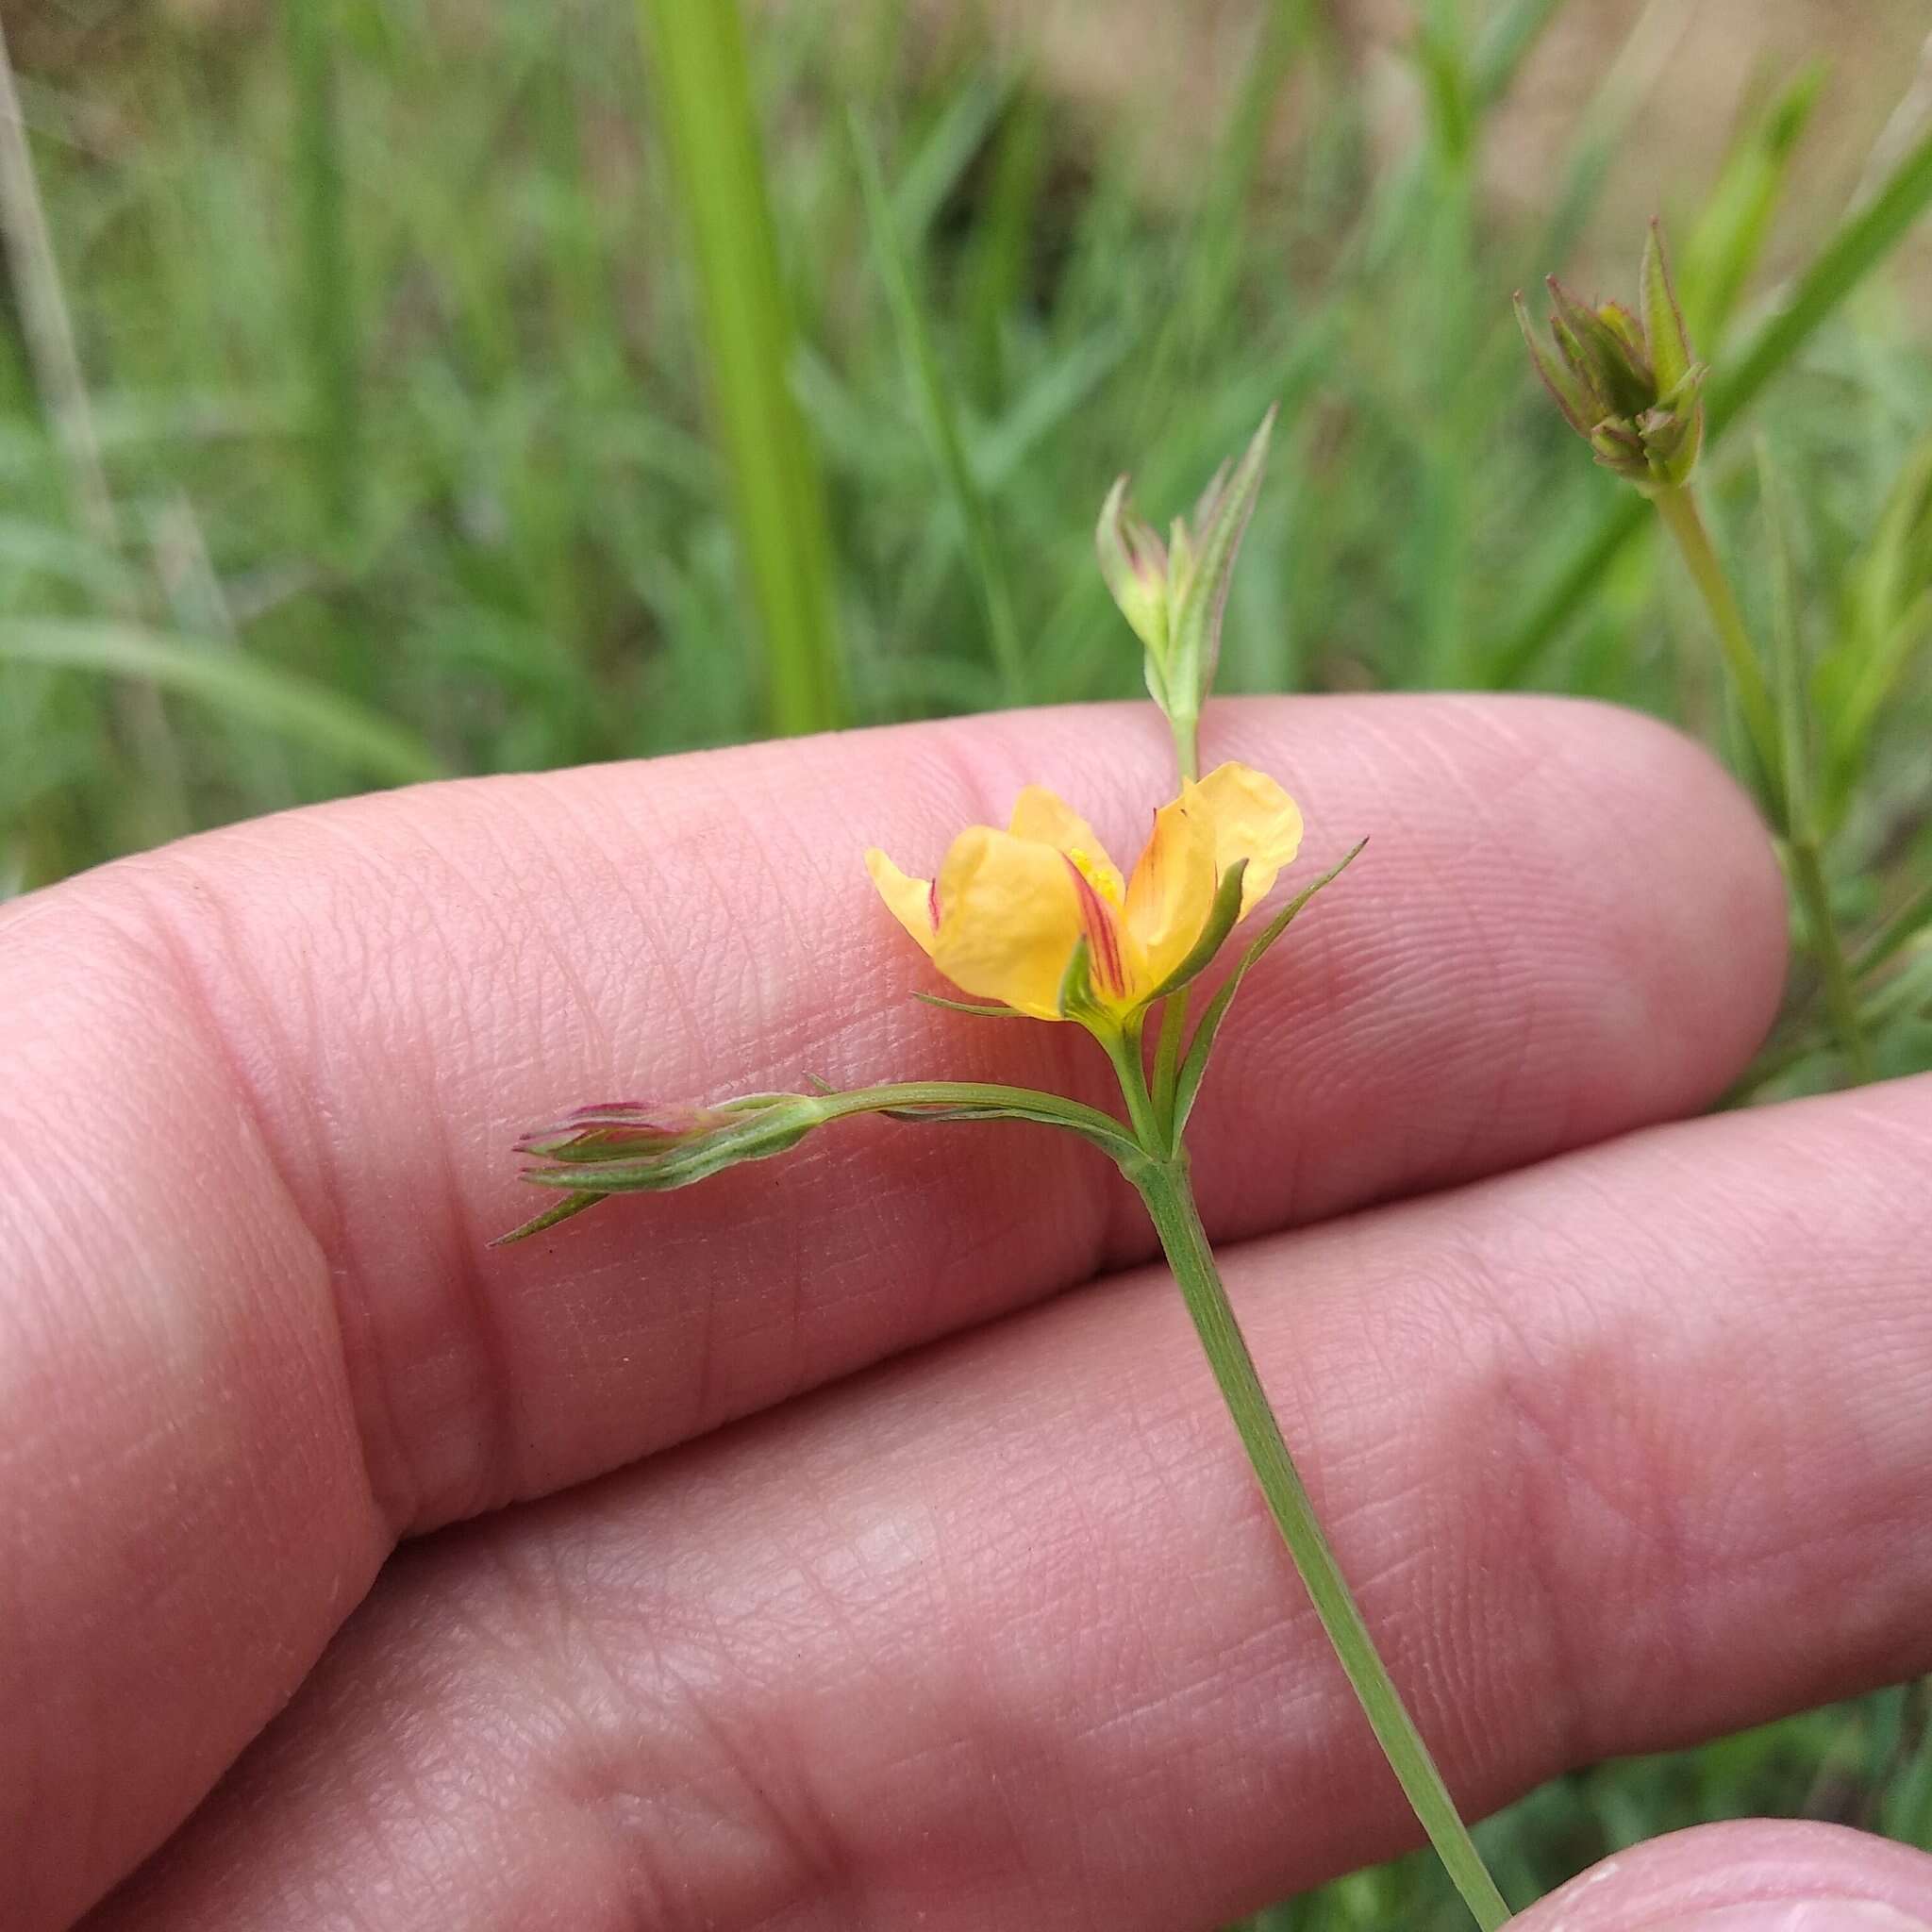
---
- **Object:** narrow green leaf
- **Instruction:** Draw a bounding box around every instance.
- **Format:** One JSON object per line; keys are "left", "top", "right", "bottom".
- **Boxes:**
{"left": 287, "top": 0, "right": 362, "bottom": 541}
{"left": 1854, "top": 875, "right": 1932, "bottom": 985}
{"left": 1169, "top": 406, "right": 1275, "bottom": 703}
{"left": 491, "top": 1190, "right": 606, "bottom": 1246}
{"left": 1171, "top": 841, "right": 1367, "bottom": 1137}
{"left": 1681, "top": 63, "right": 1825, "bottom": 342}
{"left": 1467, "top": 0, "right": 1570, "bottom": 111}
{"left": 851, "top": 111, "right": 1026, "bottom": 702}
{"left": 0, "top": 620, "right": 445, "bottom": 783}
{"left": 1147, "top": 858, "right": 1248, "bottom": 1001}
{"left": 914, "top": 991, "right": 1027, "bottom": 1019}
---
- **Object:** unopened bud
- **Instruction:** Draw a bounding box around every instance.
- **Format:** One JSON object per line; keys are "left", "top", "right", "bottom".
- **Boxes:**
{"left": 1518, "top": 220, "right": 1706, "bottom": 494}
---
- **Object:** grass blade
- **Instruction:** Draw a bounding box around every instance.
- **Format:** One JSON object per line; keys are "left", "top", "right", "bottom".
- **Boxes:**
{"left": 286, "top": 0, "right": 362, "bottom": 541}
{"left": 0, "top": 10, "right": 186, "bottom": 837}
{"left": 1468, "top": 0, "right": 1573, "bottom": 111}
{"left": 636, "top": 0, "right": 845, "bottom": 735}
{"left": 851, "top": 112, "right": 1027, "bottom": 702}
{"left": 1682, "top": 64, "right": 1825, "bottom": 343}
{"left": 0, "top": 621, "right": 445, "bottom": 785}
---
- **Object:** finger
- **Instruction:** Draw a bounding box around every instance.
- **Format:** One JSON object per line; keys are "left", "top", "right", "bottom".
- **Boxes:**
{"left": 1507, "top": 1821, "right": 1932, "bottom": 1931}
{"left": 2, "top": 695, "right": 1782, "bottom": 1931}
{"left": 12, "top": 695, "right": 1785, "bottom": 1510}
{"left": 91, "top": 1075, "right": 1932, "bottom": 1932}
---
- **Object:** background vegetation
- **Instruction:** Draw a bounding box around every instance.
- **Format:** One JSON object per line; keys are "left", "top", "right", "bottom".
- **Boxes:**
{"left": 2, "top": 0, "right": 1928, "bottom": 1924}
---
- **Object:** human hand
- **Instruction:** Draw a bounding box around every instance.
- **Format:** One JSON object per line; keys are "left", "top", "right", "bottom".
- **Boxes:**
{"left": 5, "top": 696, "right": 1929, "bottom": 1930}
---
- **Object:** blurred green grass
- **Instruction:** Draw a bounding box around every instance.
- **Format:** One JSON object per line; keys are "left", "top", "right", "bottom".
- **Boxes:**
{"left": 1, "top": 0, "right": 1929, "bottom": 1923}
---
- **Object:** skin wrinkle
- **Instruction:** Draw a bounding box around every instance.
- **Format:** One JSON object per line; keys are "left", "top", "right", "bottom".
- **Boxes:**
{"left": 152, "top": 818, "right": 446, "bottom": 1534}
{"left": 322, "top": 812, "right": 525, "bottom": 1532}
{"left": 517, "top": 1561, "right": 793, "bottom": 1932}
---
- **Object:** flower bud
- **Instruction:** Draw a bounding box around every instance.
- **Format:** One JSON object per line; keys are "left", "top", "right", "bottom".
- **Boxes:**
{"left": 1517, "top": 221, "right": 1706, "bottom": 493}
{"left": 1095, "top": 408, "right": 1276, "bottom": 763}
{"left": 1096, "top": 477, "right": 1172, "bottom": 692}
{"left": 500, "top": 1093, "right": 831, "bottom": 1241}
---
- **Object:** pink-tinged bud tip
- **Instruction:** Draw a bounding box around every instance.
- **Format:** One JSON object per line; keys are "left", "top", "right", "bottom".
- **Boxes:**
{"left": 512, "top": 1102, "right": 736, "bottom": 1158}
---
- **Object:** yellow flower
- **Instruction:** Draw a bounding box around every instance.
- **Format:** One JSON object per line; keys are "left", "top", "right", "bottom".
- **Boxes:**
{"left": 866, "top": 762, "right": 1303, "bottom": 1024}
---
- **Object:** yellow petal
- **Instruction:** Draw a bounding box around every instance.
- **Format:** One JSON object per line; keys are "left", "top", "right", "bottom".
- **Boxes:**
{"left": 930, "top": 827, "right": 1083, "bottom": 1021}
{"left": 1121, "top": 795, "right": 1217, "bottom": 991}
{"left": 864, "top": 847, "right": 940, "bottom": 958}
{"left": 1186, "top": 763, "right": 1304, "bottom": 916}
{"left": 1008, "top": 785, "right": 1124, "bottom": 904}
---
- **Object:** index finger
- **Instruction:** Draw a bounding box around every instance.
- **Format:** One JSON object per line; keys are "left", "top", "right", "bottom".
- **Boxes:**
{"left": 0, "top": 694, "right": 1782, "bottom": 1930}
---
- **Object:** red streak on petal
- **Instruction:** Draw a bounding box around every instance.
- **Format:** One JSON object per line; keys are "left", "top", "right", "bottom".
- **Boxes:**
{"left": 926, "top": 878, "right": 941, "bottom": 933}
{"left": 1063, "top": 857, "right": 1127, "bottom": 998}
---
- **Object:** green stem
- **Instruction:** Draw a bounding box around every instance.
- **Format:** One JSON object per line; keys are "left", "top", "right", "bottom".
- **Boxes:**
{"left": 1150, "top": 991, "right": 1191, "bottom": 1146}
{"left": 635, "top": 0, "right": 845, "bottom": 736}
{"left": 1652, "top": 483, "right": 1873, "bottom": 1081}
{"left": 1128, "top": 1154, "right": 1510, "bottom": 1932}
{"left": 1098, "top": 1022, "right": 1164, "bottom": 1149}
{"left": 1652, "top": 483, "right": 1784, "bottom": 821}
{"left": 1170, "top": 708, "right": 1201, "bottom": 786}
{"left": 1785, "top": 834, "right": 1877, "bottom": 1082}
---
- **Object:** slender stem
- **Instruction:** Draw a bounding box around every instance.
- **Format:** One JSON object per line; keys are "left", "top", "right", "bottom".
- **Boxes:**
{"left": 1170, "top": 708, "right": 1201, "bottom": 785}
{"left": 1097, "top": 1021, "right": 1163, "bottom": 1149}
{"left": 1150, "top": 991, "right": 1191, "bottom": 1148}
{"left": 1653, "top": 483, "right": 1874, "bottom": 1081}
{"left": 1652, "top": 483, "right": 1784, "bottom": 822}
{"left": 1854, "top": 873, "right": 1932, "bottom": 983}
{"left": 1784, "top": 833, "right": 1877, "bottom": 1081}
{"left": 815, "top": 1080, "right": 1141, "bottom": 1158}
{"left": 635, "top": 0, "right": 845, "bottom": 736}
{"left": 1128, "top": 1155, "right": 1510, "bottom": 1932}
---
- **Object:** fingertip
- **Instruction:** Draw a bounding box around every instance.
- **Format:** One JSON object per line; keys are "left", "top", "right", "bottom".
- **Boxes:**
{"left": 1508, "top": 1823, "right": 1932, "bottom": 1932}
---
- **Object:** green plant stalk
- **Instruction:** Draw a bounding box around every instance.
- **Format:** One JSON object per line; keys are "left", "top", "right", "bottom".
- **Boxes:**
{"left": 1650, "top": 485, "right": 1783, "bottom": 810}
{"left": 636, "top": 0, "right": 845, "bottom": 736}
{"left": 1128, "top": 1151, "right": 1510, "bottom": 1932}
{"left": 1169, "top": 708, "right": 1201, "bottom": 785}
{"left": 287, "top": 0, "right": 361, "bottom": 542}
{"left": 1100, "top": 1020, "right": 1165, "bottom": 1147}
{"left": 1651, "top": 485, "right": 1874, "bottom": 1081}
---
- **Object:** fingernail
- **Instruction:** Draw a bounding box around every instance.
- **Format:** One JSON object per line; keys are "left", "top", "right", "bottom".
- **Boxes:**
{"left": 1643, "top": 1903, "right": 1932, "bottom": 1932}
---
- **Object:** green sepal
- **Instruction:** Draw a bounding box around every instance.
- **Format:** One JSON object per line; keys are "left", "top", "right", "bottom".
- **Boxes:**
{"left": 1170, "top": 839, "right": 1368, "bottom": 1138}
{"left": 1640, "top": 220, "right": 1694, "bottom": 399}
{"left": 1166, "top": 405, "right": 1275, "bottom": 707}
{"left": 491, "top": 1189, "right": 608, "bottom": 1246}
{"left": 914, "top": 991, "right": 1028, "bottom": 1019}
{"left": 1096, "top": 474, "right": 1172, "bottom": 684}
{"left": 1146, "top": 857, "right": 1249, "bottom": 1002}
{"left": 1057, "top": 934, "right": 1111, "bottom": 1027}
{"left": 1515, "top": 290, "right": 1594, "bottom": 437}
{"left": 1591, "top": 420, "right": 1650, "bottom": 483}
